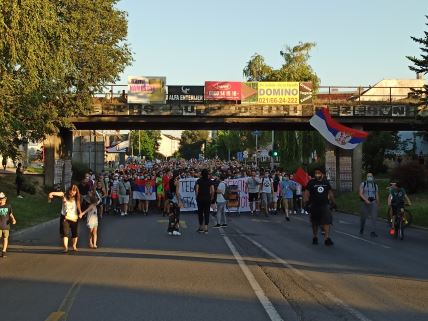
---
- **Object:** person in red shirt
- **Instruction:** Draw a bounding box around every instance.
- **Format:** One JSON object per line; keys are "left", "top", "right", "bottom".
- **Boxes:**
{"left": 162, "top": 170, "right": 172, "bottom": 215}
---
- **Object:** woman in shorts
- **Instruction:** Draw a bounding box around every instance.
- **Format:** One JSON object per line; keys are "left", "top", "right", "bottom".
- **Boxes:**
{"left": 48, "top": 185, "right": 82, "bottom": 253}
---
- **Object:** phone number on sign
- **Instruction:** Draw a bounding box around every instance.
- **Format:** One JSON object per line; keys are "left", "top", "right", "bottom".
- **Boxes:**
{"left": 258, "top": 97, "right": 299, "bottom": 104}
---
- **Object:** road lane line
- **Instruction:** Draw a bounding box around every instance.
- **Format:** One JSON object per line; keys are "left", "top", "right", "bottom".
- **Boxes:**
{"left": 45, "top": 312, "right": 65, "bottom": 321}
{"left": 235, "top": 228, "right": 373, "bottom": 321}
{"left": 292, "top": 216, "right": 391, "bottom": 249}
{"left": 334, "top": 230, "right": 391, "bottom": 249}
{"left": 222, "top": 233, "right": 284, "bottom": 321}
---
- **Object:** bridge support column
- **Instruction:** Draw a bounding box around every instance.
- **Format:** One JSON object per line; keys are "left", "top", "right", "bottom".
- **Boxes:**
{"left": 325, "top": 143, "right": 353, "bottom": 193}
{"left": 44, "top": 129, "right": 73, "bottom": 189}
{"left": 352, "top": 128, "right": 364, "bottom": 193}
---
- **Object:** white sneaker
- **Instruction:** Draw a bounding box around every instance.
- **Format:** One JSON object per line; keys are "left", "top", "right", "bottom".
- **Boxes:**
{"left": 168, "top": 232, "right": 173, "bottom": 236}
{"left": 120, "top": 212, "right": 125, "bottom": 216}
{"left": 172, "top": 231, "right": 181, "bottom": 236}
{"left": 17, "top": 195, "right": 24, "bottom": 199}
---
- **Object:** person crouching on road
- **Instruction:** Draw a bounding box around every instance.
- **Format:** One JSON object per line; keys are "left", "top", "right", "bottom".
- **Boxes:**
{"left": 0, "top": 192, "right": 17, "bottom": 258}
{"left": 359, "top": 172, "right": 380, "bottom": 237}
{"left": 79, "top": 194, "right": 101, "bottom": 249}
{"left": 48, "top": 185, "right": 82, "bottom": 253}
{"left": 304, "top": 168, "right": 336, "bottom": 246}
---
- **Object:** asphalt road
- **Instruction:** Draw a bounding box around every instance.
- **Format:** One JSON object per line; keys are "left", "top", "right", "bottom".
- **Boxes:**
{"left": 1, "top": 208, "right": 427, "bottom": 321}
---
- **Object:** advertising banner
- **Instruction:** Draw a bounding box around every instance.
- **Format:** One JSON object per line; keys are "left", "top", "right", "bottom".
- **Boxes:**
{"left": 204, "top": 81, "right": 241, "bottom": 101}
{"left": 241, "top": 82, "right": 258, "bottom": 105}
{"left": 128, "top": 76, "right": 167, "bottom": 104}
{"left": 178, "top": 177, "right": 250, "bottom": 212}
{"left": 299, "top": 82, "right": 313, "bottom": 104}
{"left": 167, "top": 86, "right": 204, "bottom": 104}
{"left": 257, "top": 82, "right": 300, "bottom": 105}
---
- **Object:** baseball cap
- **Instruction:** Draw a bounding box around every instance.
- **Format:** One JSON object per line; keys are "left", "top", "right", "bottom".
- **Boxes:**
{"left": 0, "top": 192, "right": 6, "bottom": 199}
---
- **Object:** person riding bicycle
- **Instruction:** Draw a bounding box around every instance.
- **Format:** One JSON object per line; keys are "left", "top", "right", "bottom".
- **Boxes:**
{"left": 388, "top": 182, "right": 411, "bottom": 235}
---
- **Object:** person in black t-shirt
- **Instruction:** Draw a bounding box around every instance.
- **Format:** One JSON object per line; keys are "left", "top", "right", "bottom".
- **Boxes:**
{"left": 304, "top": 168, "right": 336, "bottom": 246}
{"left": 0, "top": 192, "right": 17, "bottom": 257}
{"left": 195, "top": 169, "right": 214, "bottom": 234}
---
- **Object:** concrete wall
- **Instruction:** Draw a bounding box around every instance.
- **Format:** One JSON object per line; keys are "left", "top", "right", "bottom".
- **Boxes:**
{"left": 359, "top": 79, "right": 425, "bottom": 102}
{"left": 72, "top": 131, "right": 105, "bottom": 173}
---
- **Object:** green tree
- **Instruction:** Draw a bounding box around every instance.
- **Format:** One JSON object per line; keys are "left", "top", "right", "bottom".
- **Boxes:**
{"left": 243, "top": 42, "right": 323, "bottom": 169}
{"left": 362, "top": 132, "right": 401, "bottom": 174}
{"left": 130, "top": 130, "right": 161, "bottom": 160}
{"left": 178, "top": 130, "right": 209, "bottom": 160}
{"left": 0, "top": 0, "right": 132, "bottom": 156}
{"left": 407, "top": 15, "right": 428, "bottom": 116}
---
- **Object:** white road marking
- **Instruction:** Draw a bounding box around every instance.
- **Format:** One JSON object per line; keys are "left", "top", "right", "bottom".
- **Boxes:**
{"left": 292, "top": 216, "right": 391, "bottom": 249}
{"left": 222, "top": 233, "right": 284, "bottom": 321}
{"left": 234, "top": 228, "right": 373, "bottom": 321}
{"left": 334, "top": 230, "right": 391, "bottom": 249}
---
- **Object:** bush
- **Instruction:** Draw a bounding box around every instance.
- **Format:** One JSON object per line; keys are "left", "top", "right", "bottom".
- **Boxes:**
{"left": 390, "top": 162, "right": 428, "bottom": 194}
{"left": 21, "top": 181, "right": 36, "bottom": 194}
{"left": 72, "top": 161, "right": 90, "bottom": 182}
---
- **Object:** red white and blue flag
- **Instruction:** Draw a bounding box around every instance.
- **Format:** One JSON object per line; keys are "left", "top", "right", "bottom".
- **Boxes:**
{"left": 310, "top": 108, "right": 368, "bottom": 150}
{"left": 133, "top": 178, "right": 156, "bottom": 200}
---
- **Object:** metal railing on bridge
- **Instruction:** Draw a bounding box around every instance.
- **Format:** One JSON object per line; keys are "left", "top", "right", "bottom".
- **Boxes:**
{"left": 89, "top": 84, "right": 423, "bottom": 119}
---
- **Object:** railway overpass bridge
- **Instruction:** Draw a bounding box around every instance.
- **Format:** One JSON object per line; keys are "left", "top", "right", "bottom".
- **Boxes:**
{"left": 44, "top": 84, "right": 427, "bottom": 192}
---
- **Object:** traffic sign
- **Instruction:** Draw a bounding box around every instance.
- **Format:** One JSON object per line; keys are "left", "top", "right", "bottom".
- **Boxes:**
{"left": 243, "top": 151, "right": 248, "bottom": 158}
{"left": 251, "top": 130, "right": 262, "bottom": 137}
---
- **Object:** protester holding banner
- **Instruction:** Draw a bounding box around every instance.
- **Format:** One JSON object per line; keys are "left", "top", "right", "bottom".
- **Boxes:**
{"left": 214, "top": 174, "right": 228, "bottom": 228}
{"left": 246, "top": 170, "right": 261, "bottom": 216}
{"left": 195, "top": 169, "right": 214, "bottom": 234}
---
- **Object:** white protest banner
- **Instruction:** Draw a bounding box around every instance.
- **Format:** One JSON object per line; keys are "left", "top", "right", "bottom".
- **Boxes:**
{"left": 224, "top": 178, "right": 250, "bottom": 212}
{"left": 179, "top": 178, "right": 198, "bottom": 212}
{"left": 178, "top": 177, "right": 250, "bottom": 213}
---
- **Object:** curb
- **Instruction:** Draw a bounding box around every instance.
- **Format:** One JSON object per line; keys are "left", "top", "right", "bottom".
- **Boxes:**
{"left": 11, "top": 218, "right": 58, "bottom": 238}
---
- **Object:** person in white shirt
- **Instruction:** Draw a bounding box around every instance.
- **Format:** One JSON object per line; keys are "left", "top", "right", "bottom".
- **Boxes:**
{"left": 246, "top": 170, "right": 261, "bottom": 215}
{"left": 260, "top": 170, "right": 273, "bottom": 217}
{"left": 214, "top": 174, "right": 228, "bottom": 228}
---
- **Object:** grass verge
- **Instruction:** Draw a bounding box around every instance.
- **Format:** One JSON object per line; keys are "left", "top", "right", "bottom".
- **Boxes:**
{"left": 335, "top": 179, "right": 428, "bottom": 227}
{"left": 0, "top": 175, "right": 61, "bottom": 230}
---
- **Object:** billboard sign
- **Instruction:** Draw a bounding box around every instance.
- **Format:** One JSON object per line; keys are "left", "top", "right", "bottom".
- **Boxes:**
{"left": 128, "top": 76, "right": 166, "bottom": 104}
{"left": 204, "top": 81, "right": 241, "bottom": 101}
{"left": 167, "top": 86, "right": 204, "bottom": 104}
{"left": 257, "top": 82, "right": 300, "bottom": 105}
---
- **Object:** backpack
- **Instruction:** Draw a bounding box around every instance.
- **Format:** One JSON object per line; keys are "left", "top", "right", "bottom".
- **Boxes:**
{"left": 360, "top": 181, "right": 378, "bottom": 201}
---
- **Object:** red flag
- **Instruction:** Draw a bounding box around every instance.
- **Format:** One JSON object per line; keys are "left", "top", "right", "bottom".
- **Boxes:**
{"left": 294, "top": 167, "right": 309, "bottom": 187}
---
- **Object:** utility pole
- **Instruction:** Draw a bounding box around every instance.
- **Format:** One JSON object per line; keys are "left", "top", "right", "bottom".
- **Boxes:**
{"left": 138, "top": 130, "right": 141, "bottom": 157}
{"left": 270, "top": 130, "right": 274, "bottom": 170}
{"left": 255, "top": 134, "right": 258, "bottom": 168}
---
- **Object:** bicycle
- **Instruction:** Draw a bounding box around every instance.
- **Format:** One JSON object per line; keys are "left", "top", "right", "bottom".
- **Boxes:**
{"left": 388, "top": 206, "right": 413, "bottom": 240}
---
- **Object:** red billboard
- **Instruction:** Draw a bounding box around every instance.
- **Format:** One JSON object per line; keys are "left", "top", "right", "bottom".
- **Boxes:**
{"left": 204, "top": 81, "right": 241, "bottom": 100}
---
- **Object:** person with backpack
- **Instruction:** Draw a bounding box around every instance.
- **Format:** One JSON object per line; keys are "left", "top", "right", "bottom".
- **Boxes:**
{"left": 260, "top": 170, "right": 274, "bottom": 217}
{"left": 213, "top": 174, "right": 228, "bottom": 228}
{"left": 388, "top": 181, "right": 411, "bottom": 235}
{"left": 359, "top": 172, "right": 380, "bottom": 237}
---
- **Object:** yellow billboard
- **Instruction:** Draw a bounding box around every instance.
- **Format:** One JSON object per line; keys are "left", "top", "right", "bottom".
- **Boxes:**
{"left": 257, "top": 82, "right": 300, "bottom": 105}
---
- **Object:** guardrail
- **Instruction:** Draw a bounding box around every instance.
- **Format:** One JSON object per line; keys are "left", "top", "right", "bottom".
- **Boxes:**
{"left": 94, "top": 84, "right": 424, "bottom": 105}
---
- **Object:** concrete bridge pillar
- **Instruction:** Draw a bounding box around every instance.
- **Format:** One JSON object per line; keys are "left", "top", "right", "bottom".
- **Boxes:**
{"left": 352, "top": 126, "right": 364, "bottom": 192}
{"left": 44, "top": 129, "right": 73, "bottom": 188}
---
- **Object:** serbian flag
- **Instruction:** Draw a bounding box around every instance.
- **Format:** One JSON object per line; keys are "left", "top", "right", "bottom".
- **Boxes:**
{"left": 310, "top": 108, "right": 368, "bottom": 150}
{"left": 294, "top": 167, "right": 310, "bottom": 188}
{"left": 133, "top": 178, "right": 156, "bottom": 200}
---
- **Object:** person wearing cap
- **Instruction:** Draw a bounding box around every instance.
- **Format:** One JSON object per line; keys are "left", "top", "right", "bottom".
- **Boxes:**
{"left": 0, "top": 192, "right": 16, "bottom": 258}
{"left": 304, "top": 168, "right": 336, "bottom": 246}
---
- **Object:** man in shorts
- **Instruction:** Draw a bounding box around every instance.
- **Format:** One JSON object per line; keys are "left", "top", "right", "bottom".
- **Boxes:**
{"left": 304, "top": 168, "right": 336, "bottom": 246}
{"left": 246, "top": 170, "right": 261, "bottom": 215}
{"left": 118, "top": 175, "right": 132, "bottom": 216}
{"left": 0, "top": 192, "right": 17, "bottom": 258}
{"left": 260, "top": 170, "right": 273, "bottom": 217}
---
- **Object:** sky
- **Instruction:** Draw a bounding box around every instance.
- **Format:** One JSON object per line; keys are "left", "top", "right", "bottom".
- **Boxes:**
{"left": 116, "top": 0, "right": 427, "bottom": 87}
